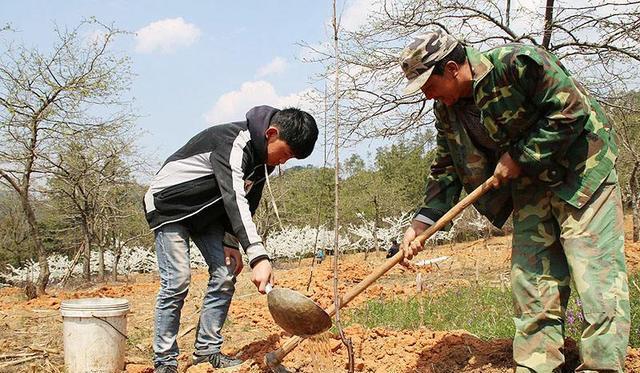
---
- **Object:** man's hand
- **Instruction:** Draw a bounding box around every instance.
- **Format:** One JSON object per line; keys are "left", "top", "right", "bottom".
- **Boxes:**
{"left": 251, "top": 259, "right": 273, "bottom": 294}
{"left": 223, "top": 246, "right": 244, "bottom": 276}
{"left": 492, "top": 152, "right": 521, "bottom": 188}
{"left": 401, "top": 220, "right": 429, "bottom": 266}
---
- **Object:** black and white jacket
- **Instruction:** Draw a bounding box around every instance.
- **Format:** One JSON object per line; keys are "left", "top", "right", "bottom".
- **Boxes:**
{"left": 143, "top": 106, "right": 277, "bottom": 267}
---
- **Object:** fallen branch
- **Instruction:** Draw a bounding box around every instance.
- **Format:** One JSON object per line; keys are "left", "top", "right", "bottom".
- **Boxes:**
{"left": 28, "top": 346, "right": 60, "bottom": 355}
{"left": 0, "top": 352, "right": 38, "bottom": 359}
{"left": 0, "top": 355, "right": 40, "bottom": 368}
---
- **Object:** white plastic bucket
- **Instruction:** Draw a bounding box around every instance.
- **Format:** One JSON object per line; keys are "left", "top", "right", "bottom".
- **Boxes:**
{"left": 61, "top": 297, "right": 130, "bottom": 373}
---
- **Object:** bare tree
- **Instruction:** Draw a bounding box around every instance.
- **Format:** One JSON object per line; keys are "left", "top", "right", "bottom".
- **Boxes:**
{"left": 303, "top": 0, "right": 640, "bottom": 141}
{"left": 47, "top": 129, "right": 140, "bottom": 281}
{"left": 0, "top": 19, "right": 135, "bottom": 294}
{"left": 331, "top": 2, "right": 355, "bottom": 371}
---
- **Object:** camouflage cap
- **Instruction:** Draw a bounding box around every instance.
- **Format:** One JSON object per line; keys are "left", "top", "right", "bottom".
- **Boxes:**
{"left": 399, "top": 30, "right": 460, "bottom": 95}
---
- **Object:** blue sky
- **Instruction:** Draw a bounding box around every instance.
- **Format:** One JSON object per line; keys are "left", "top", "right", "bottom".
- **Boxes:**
{"left": 8, "top": 0, "right": 610, "bottom": 175}
{"left": 1, "top": 0, "right": 377, "bottom": 170}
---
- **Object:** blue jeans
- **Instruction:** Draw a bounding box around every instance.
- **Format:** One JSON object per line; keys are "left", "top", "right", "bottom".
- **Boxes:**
{"left": 152, "top": 222, "right": 236, "bottom": 367}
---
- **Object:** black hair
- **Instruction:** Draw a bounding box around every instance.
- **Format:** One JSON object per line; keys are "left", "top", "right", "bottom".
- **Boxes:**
{"left": 432, "top": 43, "right": 467, "bottom": 76}
{"left": 271, "top": 108, "right": 318, "bottom": 159}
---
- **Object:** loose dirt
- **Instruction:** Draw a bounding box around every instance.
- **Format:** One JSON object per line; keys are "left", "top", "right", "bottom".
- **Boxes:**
{"left": 1, "top": 218, "right": 639, "bottom": 372}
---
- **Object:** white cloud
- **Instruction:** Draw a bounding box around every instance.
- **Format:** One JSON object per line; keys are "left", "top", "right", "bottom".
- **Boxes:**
{"left": 135, "top": 17, "right": 201, "bottom": 54}
{"left": 256, "top": 57, "right": 288, "bottom": 78}
{"left": 341, "top": 0, "right": 378, "bottom": 31}
{"left": 204, "top": 81, "right": 316, "bottom": 124}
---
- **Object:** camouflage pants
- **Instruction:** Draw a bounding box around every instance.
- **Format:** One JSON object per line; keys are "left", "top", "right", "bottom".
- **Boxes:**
{"left": 511, "top": 170, "right": 629, "bottom": 373}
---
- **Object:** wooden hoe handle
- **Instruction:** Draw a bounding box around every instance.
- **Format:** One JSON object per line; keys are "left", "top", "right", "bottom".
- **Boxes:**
{"left": 265, "top": 176, "right": 497, "bottom": 369}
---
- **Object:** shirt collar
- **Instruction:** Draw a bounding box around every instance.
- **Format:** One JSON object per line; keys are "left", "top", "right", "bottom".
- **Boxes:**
{"left": 466, "top": 46, "right": 494, "bottom": 96}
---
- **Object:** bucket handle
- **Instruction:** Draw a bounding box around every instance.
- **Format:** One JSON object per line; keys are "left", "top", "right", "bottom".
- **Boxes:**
{"left": 92, "top": 315, "right": 129, "bottom": 340}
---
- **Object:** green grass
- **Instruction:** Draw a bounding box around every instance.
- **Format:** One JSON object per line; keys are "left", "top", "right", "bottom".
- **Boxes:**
{"left": 628, "top": 271, "right": 640, "bottom": 347}
{"left": 346, "top": 270, "right": 640, "bottom": 347}
{"left": 347, "top": 284, "right": 514, "bottom": 340}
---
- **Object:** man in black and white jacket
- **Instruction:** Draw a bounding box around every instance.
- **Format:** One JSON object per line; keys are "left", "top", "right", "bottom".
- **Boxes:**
{"left": 143, "top": 106, "right": 318, "bottom": 372}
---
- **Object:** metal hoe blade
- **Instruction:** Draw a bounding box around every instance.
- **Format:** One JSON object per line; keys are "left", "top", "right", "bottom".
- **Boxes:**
{"left": 267, "top": 287, "right": 332, "bottom": 336}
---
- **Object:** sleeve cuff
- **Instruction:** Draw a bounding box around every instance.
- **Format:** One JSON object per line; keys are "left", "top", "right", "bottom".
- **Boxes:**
{"left": 249, "top": 255, "right": 270, "bottom": 268}
{"left": 414, "top": 207, "right": 452, "bottom": 231}
{"left": 245, "top": 242, "right": 270, "bottom": 267}
{"left": 414, "top": 214, "right": 435, "bottom": 225}
{"left": 413, "top": 207, "right": 442, "bottom": 224}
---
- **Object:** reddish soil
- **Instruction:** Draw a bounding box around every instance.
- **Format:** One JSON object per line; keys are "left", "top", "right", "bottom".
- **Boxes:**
{"left": 1, "top": 217, "right": 639, "bottom": 372}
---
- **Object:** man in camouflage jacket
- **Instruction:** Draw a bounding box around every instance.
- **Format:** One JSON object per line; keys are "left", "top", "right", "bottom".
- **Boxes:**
{"left": 399, "top": 30, "right": 629, "bottom": 372}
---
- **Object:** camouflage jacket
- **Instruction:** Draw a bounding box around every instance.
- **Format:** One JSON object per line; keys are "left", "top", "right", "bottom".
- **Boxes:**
{"left": 416, "top": 44, "right": 618, "bottom": 227}
{"left": 415, "top": 100, "right": 513, "bottom": 228}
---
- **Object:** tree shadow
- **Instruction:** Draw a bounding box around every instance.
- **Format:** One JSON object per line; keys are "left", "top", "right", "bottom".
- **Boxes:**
{"left": 407, "top": 334, "right": 580, "bottom": 373}
{"left": 234, "top": 333, "right": 283, "bottom": 371}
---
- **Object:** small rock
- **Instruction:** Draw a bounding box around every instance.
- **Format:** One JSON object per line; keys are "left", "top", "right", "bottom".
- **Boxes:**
{"left": 404, "top": 335, "right": 417, "bottom": 346}
{"left": 383, "top": 337, "right": 397, "bottom": 352}
{"left": 374, "top": 329, "right": 387, "bottom": 337}
{"left": 404, "top": 345, "right": 415, "bottom": 353}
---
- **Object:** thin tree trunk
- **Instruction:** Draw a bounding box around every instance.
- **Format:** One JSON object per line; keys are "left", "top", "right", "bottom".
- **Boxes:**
{"left": 98, "top": 244, "right": 105, "bottom": 282}
{"left": 97, "top": 221, "right": 105, "bottom": 281}
{"left": 112, "top": 233, "right": 120, "bottom": 282}
{"left": 113, "top": 252, "right": 122, "bottom": 281}
{"left": 15, "top": 120, "right": 50, "bottom": 295}
{"left": 112, "top": 245, "right": 122, "bottom": 283}
{"left": 324, "top": 81, "right": 328, "bottom": 167}
{"left": 308, "top": 79, "right": 330, "bottom": 292}
{"left": 505, "top": 0, "right": 511, "bottom": 27}
{"left": 372, "top": 196, "right": 380, "bottom": 256}
{"left": 19, "top": 193, "right": 49, "bottom": 295}
{"left": 82, "top": 222, "right": 92, "bottom": 281}
{"left": 333, "top": 8, "right": 342, "bottom": 306}
{"left": 542, "top": 0, "right": 555, "bottom": 49}
{"left": 97, "top": 221, "right": 105, "bottom": 282}
{"left": 332, "top": 1, "right": 354, "bottom": 371}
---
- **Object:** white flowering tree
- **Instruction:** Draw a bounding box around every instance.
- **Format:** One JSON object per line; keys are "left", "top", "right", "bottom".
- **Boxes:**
{"left": 264, "top": 225, "right": 350, "bottom": 260}
{"left": 0, "top": 211, "right": 496, "bottom": 286}
{"left": 0, "top": 244, "right": 207, "bottom": 286}
{"left": 348, "top": 213, "right": 411, "bottom": 253}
